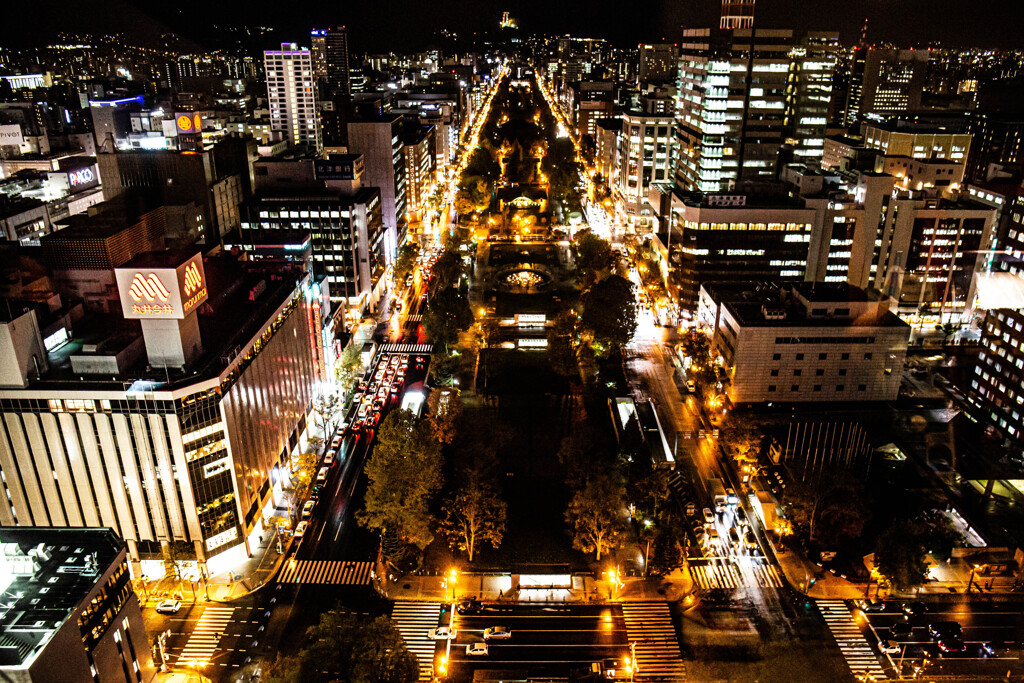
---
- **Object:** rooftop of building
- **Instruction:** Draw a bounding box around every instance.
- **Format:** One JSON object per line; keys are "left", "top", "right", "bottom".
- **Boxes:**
{"left": 0, "top": 527, "right": 125, "bottom": 669}
{"left": 703, "top": 281, "right": 907, "bottom": 329}
{"left": 5, "top": 254, "right": 308, "bottom": 393}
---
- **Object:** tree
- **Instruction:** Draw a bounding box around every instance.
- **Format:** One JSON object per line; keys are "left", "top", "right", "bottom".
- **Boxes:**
{"left": 547, "top": 310, "right": 581, "bottom": 378}
{"left": 633, "top": 467, "right": 672, "bottom": 521}
{"left": 335, "top": 344, "right": 364, "bottom": 401}
{"left": 427, "top": 387, "right": 462, "bottom": 444}
{"left": 296, "top": 609, "right": 419, "bottom": 683}
{"left": 263, "top": 654, "right": 303, "bottom": 683}
{"left": 454, "top": 190, "right": 475, "bottom": 216}
{"left": 311, "top": 393, "right": 342, "bottom": 441}
{"left": 393, "top": 242, "right": 420, "bottom": 285}
{"left": 565, "top": 467, "right": 628, "bottom": 561}
{"left": 358, "top": 410, "right": 443, "bottom": 551}
{"left": 580, "top": 275, "right": 637, "bottom": 352}
{"left": 162, "top": 541, "right": 195, "bottom": 600}
{"left": 432, "top": 250, "right": 466, "bottom": 290}
{"left": 429, "top": 350, "right": 460, "bottom": 387}
{"left": 575, "top": 231, "right": 614, "bottom": 290}
{"left": 782, "top": 472, "right": 868, "bottom": 547}
{"left": 441, "top": 463, "right": 507, "bottom": 562}
{"left": 290, "top": 450, "right": 319, "bottom": 503}
{"left": 423, "top": 287, "right": 473, "bottom": 352}
{"left": 874, "top": 519, "right": 930, "bottom": 592}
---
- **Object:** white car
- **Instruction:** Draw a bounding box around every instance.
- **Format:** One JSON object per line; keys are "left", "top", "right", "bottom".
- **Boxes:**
{"left": 427, "top": 626, "right": 457, "bottom": 640}
{"left": 879, "top": 639, "right": 901, "bottom": 655}
{"left": 315, "top": 467, "right": 329, "bottom": 483}
{"left": 483, "top": 626, "right": 511, "bottom": 640}
{"left": 324, "top": 450, "right": 335, "bottom": 465}
{"left": 294, "top": 521, "right": 308, "bottom": 538}
{"left": 301, "top": 500, "right": 315, "bottom": 518}
{"left": 155, "top": 599, "right": 181, "bottom": 614}
{"left": 466, "top": 642, "right": 489, "bottom": 656}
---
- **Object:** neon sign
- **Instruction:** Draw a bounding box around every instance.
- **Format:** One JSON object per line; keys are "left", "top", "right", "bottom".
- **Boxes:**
{"left": 183, "top": 261, "right": 202, "bottom": 295}
{"left": 67, "top": 168, "right": 95, "bottom": 187}
{"left": 128, "top": 273, "right": 171, "bottom": 303}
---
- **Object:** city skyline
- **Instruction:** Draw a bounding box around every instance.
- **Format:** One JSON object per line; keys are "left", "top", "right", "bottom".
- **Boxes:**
{"left": 3, "top": 0, "right": 1024, "bottom": 50}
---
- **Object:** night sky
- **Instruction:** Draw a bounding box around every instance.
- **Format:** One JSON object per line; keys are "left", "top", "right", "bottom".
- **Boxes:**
{"left": 2, "top": 0, "right": 1023, "bottom": 52}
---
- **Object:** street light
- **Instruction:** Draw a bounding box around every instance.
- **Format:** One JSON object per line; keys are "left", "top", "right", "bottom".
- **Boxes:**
{"left": 448, "top": 568, "right": 458, "bottom": 601}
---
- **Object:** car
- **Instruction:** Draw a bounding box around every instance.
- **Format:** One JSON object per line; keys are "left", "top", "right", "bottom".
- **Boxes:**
{"left": 686, "top": 380, "right": 696, "bottom": 393}
{"left": 301, "top": 500, "right": 315, "bottom": 517}
{"left": 889, "top": 621, "right": 913, "bottom": 638}
{"left": 728, "top": 527, "right": 741, "bottom": 547}
{"left": 331, "top": 436, "right": 342, "bottom": 448}
{"left": 427, "top": 626, "right": 457, "bottom": 640}
{"left": 350, "top": 419, "right": 363, "bottom": 433}
{"left": 324, "top": 450, "right": 335, "bottom": 465}
{"left": 315, "top": 467, "right": 329, "bottom": 483}
{"left": 937, "top": 638, "right": 967, "bottom": 655}
{"left": 456, "top": 599, "right": 483, "bottom": 615}
{"left": 856, "top": 599, "right": 886, "bottom": 613}
{"left": 357, "top": 381, "right": 368, "bottom": 392}
{"left": 878, "top": 639, "right": 901, "bottom": 655}
{"left": 483, "top": 626, "right": 511, "bottom": 640}
{"left": 703, "top": 508, "right": 715, "bottom": 524}
{"left": 466, "top": 642, "right": 489, "bottom": 656}
{"left": 294, "top": 521, "right": 308, "bottom": 538}
{"left": 155, "top": 599, "right": 181, "bottom": 614}
{"left": 684, "top": 502, "right": 697, "bottom": 517}
{"left": 928, "top": 621, "right": 962, "bottom": 640}
{"left": 743, "top": 530, "right": 758, "bottom": 551}
{"left": 902, "top": 601, "right": 927, "bottom": 617}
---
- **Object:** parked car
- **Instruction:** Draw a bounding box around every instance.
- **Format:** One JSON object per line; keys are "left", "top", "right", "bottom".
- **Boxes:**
{"left": 686, "top": 380, "right": 696, "bottom": 393}
{"left": 466, "top": 642, "right": 489, "bottom": 656}
{"left": 294, "top": 521, "right": 308, "bottom": 538}
{"left": 427, "top": 626, "right": 457, "bottom": 640}
{"left": 743, "top": 530, "right": 758, "bottom": 551}
{"left": 315, "top": 467, "right": 329, "bottom": 483}
{"left": 331, "top": 436, "right": 343, "bottom": 449}
{"left": 155, "top": 599, "right": 181, "bottom": 614}
{"left": 301, "top": 500, "right": 315, "bottom": 518}
{"left": 889, "top": 622, "right": 913, "bottom": 638}
{"left": 483, "top": 626, "right": 512, "bottom": 641}
{"left": 324, "top": 450, "right": 335, "bottom": 465}
{"left": 703, "top": 508, "right": 715, "bottom": 524}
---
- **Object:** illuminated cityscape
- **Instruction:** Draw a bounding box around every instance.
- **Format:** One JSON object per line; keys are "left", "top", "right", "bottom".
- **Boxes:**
{"left": 1, "top": 0, "right": 1024, "bottom": 681}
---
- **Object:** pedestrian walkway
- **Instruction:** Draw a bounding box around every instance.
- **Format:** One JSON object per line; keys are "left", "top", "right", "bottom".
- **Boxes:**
{"left": 816, "top": 599, "right": 887, "bottom": 680}
{"left": 276, "top": 560, "right": 373, "bottom": 585}
{"left": 689, "top": 559, "right": 783, "bottom": 590}
{"left": 406, "top": 314, "right": 423, "bottom": 322}
{"left": 620, "top": 602, "right": 685, "bottom": 679}
{"left": 391, "top": 601, "right": 440, "bottom": 681}
{"left": 175, "top": 606, "right": 234, "bottom": 666}
{"left": 378, "top": 343, "right": 432, "bottom": 354}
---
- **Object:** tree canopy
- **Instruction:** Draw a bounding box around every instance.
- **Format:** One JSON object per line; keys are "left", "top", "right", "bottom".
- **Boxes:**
{"left": 565, "top": 465, "right": 628, "bottom": 561}
{"left": 393, "top": 242, "right": 420, "bottom": 285}
{"left": 874, "top": 513, "right": 962, "bottom": 591}
{"left": 575, "top": 231, "right": 614, "bottom": 290}
{"left": 441, "top": 460, "right": 507, "bottom": 562}
{"left": 358, "top": 410, "right": 443, "bottom": 551}
{"left": 580, "top": 274, "right": 637, "bottom": 352}
{"left": 423, "top": 286, "right": 474, "bottom": 352}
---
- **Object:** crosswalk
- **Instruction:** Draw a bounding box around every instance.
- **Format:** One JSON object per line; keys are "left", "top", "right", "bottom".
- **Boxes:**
{"left": 175, "top": 606, "right": 234, "bottom": 665}
{"left": 391, "top": 601, "right": 440, "bottom": 681}
{"left": 689, "top": 560, "right": 783, "bottom": 590}
{"left": 817, "top": 599, "right": 887, "bottom": 680}
{"left": 277, "top": 560, "right": 374, "bottom": 585}
{"left": 620, "top": 602, "right": 685, "bottom": 679}
{"left": 378, "top": 343, "right": 432, "bottom": 354}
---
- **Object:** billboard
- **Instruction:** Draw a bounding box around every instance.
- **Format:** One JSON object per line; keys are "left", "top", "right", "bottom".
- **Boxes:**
{"left": 175, "top": 113, "right": 203, "bottom": 136}
{"left": 115, "top": 253, "right": 208, "bottom": 319}
{"left": 0, "top": 124, "right": 24, "bottom": 146}
{"left": 315, "top": 158, "right": 356, "bottom": 180}
{"left": 67, "top": 166, "right": 99, "bottom": 192}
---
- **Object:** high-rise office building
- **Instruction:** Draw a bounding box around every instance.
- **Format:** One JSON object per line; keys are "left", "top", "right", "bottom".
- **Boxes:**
{"left": 264, "top": 43, "right": 321, "bottom": 153}
{"left": 347, "top": 116, "right": 407, "bottom": 261}
{"left": 616, "top": 108, "right": 674, "bottom": 226}
{"left": 638, "top": 44, "right": 679, "bottom": 84}
{"left": 720, "top": 0, "right": 755, "bottom": 29}
{"left": 325, "top": 27, "right": 352, "bottom": 100}
{"left": 310, "top": 29, "right": 327, "bottom": 79}
{"left": 674, "top": 28, "right": 838, "bottom": 193}
{"left": 843, "top": 48, "right": 930, "bottom": 124}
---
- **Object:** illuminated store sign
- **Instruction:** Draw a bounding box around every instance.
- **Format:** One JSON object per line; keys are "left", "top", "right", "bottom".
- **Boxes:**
{"left": 115, "top": 253, "right": 209, "bottom": 320}
{"left": 67, "top": 167, "right": 95, "bottom": 188}
{"left": 175, "top": 113, "right": 203, "bottom": 135}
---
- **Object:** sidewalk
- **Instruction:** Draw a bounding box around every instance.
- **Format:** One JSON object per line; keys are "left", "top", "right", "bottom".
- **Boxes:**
{"left": 379, "top": 570, "right": 693, "bottom": 604}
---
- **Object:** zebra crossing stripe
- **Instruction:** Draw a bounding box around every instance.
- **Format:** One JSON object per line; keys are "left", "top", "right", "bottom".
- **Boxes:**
{"left": 816, "top": 600, "right": 887, "bottom": 678}
{"left": 392, "top": 601, "right": 441, "bottom": 681}
{"left": 276, "top": 560, "right": 374, "bottom": 585}
{"left": 689, "top": 560, "right": 783, "bottom": 590}
{"left": 620, "top": 602, "right": 685, "bottom": 679}
{"left": 175, "top": 606, "right": 234, "bottom": 665}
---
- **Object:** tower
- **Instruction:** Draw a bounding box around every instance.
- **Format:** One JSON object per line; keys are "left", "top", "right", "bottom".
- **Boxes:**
{"left": 720, "top": 0, "right": 755, "bottom": 29}
{"left": 263, "top": 43, "right": 322, "bottom": 153}
{"left": 325, "top": 26, "right": 351, "bottom": 100}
